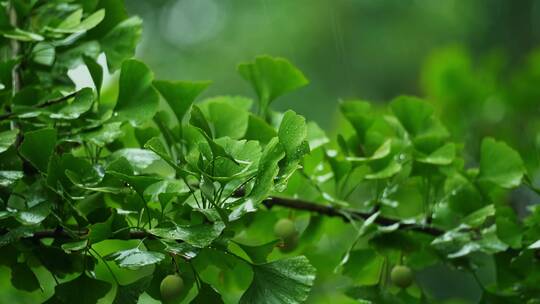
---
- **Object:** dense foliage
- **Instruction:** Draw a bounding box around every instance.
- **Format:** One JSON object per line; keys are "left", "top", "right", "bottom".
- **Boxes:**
{"left": 1, "top": 1, "right": 539, "bottom": 303}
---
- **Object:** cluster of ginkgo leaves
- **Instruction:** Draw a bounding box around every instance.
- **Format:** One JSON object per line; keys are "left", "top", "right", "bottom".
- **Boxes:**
{"left": 1, "top": 1, "right": 540, "bottom": 304}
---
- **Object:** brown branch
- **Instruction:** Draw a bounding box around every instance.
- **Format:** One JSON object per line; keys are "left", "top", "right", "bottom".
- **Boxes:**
{"left": 0, "top": 91, "right": 79, "bottom": 121}
{"left": 8, "top": 2, "right": 20, "bottom": 94}
{"left": 22, "top": 197, "right": 443, "bottom": 242}
{"left": 263, "top": 196, "right": 443, "bottom": 236}
{"left": 35, "top": 91, "right": 78, "bottom": 108}
{"left": 6, "top": 2, "right": 20, "bottom": 133}
{"left": 30, "top": 229, "right": 151, "bottom": 240}
{"left": 0, "top": 112, "right": 14, "bottom": 121}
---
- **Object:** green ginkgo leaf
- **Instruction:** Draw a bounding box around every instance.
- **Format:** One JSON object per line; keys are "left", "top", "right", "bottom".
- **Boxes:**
{"left": 390, "top": 96, "right": 434, "bottom": 136}
{"left": 238, "top": 56, "right": 308, "bottom": 114}
{"left": 105, "top": 248, "right": 165, "bottom": 269}
{"left": 19, "top": 128, "right": 57, "bottom": 172}
{"left": 101, "top": 17, "right": 143, "bottom": 71}
{"left": 154, "top": 80, "right": 210, "bottom": 124}
{"left": 1, "top": 28, "right": 44, "bottom": 41}
{"left": 53, "top": 9, "right": 105, "bottom": 33}
{"left": 240, "top": 256, "right": 316, "bottom": 304}
{"left": 149, "top": 222, "right": 225, "bottom": 248}
{"left": 277, "top": 110, "right": 309, "bottom": 188}
{"left": 53, "top": 274, "right": 111, "bottom": 304}
{"left": 49, "top": 88, "right": 94, "bottom": 120}
{"left": 0, "top": 130, "right": 18, "bottom": 154}
{"left": 478, "top": 137, "right": 525, "bottom": 188}
{"left": 114, "top": 60, "right": 159, "bottom": 126}
{"left": 416, "top": 142, "right": 456, "bottom": 165}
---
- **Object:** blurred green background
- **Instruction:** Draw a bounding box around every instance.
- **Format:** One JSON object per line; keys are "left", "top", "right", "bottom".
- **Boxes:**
{"left": 126, "top": 0, "right": 538, "bottom": 126}
{"left": 4, "top": 0, "right": 540, "bottom": 303}
{"left": 125, "top": 0, "right": 540, "bottom": 173}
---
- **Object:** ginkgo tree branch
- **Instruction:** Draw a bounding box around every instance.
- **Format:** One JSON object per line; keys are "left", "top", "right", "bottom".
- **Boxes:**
{"left": 263, "top": 196, "right": 444, "bottom": 236}
{"left": 0, "top": 91, "right": 80, "bottom": 121}
{"left": 7, "top": 2, "right": 20, "bottom": 133}
{"left": 20, "top": 196, "right": 444, "bottom": 242}
{"left": 8, "top": 2, "right": 20, "bottom": 94}
{"left": 28, "top": 229, "right": 152, "bottom": 240}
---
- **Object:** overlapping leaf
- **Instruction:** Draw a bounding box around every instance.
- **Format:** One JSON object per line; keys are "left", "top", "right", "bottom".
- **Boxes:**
{"left": 240, "top": 256, "right": 316, "bottom": 304}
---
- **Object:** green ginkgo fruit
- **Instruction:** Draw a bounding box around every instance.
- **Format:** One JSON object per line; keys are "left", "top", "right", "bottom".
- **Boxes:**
{"left": 390, "top": 265, "right": 413, "bottom": 288}
{"left": 274, "top": 218, "right": 296, "bottom": 239}
{"left": 160, "top": 274, "right": 184, "bottom": 303}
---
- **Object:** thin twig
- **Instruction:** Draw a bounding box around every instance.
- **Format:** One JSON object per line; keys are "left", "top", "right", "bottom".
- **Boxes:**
{"left": 35, "top": 91, "right": 78, "bottom": 108}
{"left": 29, "top": 229, "right": 151, "bottom": 240}
{"left": 90, "top": 248, "right": 120, "bottom": 285}
{"left": 0, "top": 91, "right": 79, "bottom": 121}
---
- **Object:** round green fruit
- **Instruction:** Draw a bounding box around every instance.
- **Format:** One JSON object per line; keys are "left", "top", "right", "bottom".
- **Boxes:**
{"left": 274, "top": 218, "right": 296, "bottom": 239}
{"left": 160, "top": 274, "right": 184, "bottom": 303}
{"left": 390, "top": 265, "right": 413, "bottom": 288}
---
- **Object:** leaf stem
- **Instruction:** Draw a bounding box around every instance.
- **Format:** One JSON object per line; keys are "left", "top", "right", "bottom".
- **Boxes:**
{"left": 90, "top": 248, "right": 120, "bottom": 285}
{"left": 135, "top": 190, "right": 152, "bottom": 229}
